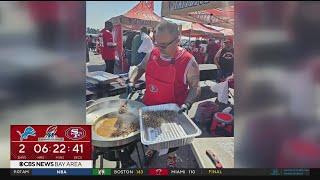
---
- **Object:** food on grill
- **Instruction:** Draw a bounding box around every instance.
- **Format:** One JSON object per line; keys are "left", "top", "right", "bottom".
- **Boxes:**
{"left": 95, "top": 116, "right": 138, "bottom": 138}
{"left": 142, "top": 110, "right": 178, "bottom": 128}
{"left": 111, "top": 123, "right": 139, "bottom": 137}
{"left": 118, "top": 104, "right": 128, "bottom": 114}
{"left": 95, "top": 117, "right": 118, "bottom": 137}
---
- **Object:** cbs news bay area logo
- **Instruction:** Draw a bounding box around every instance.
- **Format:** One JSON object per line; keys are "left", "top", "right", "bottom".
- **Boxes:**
{"left": 10, "top": 125, "right": 92, "bottom": 169}
{"left": 19, "top": 161, "right": 83, "bottom": 168}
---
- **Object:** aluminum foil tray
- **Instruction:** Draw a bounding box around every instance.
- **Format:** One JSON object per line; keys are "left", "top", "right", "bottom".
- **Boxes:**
{"left": 139, "top": 103, "right": 201, "bottom": 150}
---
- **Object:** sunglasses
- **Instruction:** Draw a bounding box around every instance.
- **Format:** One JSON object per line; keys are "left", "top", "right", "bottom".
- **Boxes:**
{"left": 155, "top": 37, "right": 178, "bottom": 49}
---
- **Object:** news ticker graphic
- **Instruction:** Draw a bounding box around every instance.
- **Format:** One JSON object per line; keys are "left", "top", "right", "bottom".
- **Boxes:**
{"left": 9, "top": 168, "right": 315, "bottom": 176}
{"left": 10, "top": 125, "right": 92, "bottom": 169}
{"left": 92, "top": 168, "right": 312, "bottom": 176}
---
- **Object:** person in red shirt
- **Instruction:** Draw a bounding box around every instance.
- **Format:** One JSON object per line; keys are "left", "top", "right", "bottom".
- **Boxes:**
{"left": 191, "top": 40, "right": 205, "bottom": 64}
{"left": 101, "top": 21, "right": 117, "bottom": 73}
{"left": 128, "top": 21, "right": 200, "bottom": 168}
{"left": 205, "top": 38, "right": 221, "bottom": 64}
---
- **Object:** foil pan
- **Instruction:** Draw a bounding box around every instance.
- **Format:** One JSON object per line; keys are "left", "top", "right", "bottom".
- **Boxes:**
{"left": 139, "top": 103, "right": 201, "bottom": 150}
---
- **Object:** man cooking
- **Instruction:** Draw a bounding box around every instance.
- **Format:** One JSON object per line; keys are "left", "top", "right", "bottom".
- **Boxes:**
{"left": 128, "top": 21, "right": 201, "bottom": 168}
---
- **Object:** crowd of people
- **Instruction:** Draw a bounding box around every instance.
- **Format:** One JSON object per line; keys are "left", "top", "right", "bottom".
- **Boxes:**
{"left": 187, "top": 38, "right": 234, "bottom": 81}
{"left": 124, "top": 27, "right": 234, "bottom": 79}
{"left": 127, "top": 27, "right": 155, "bottom": 66}
{"left": 86, "top": 21, "right": 234, "bottom": 81}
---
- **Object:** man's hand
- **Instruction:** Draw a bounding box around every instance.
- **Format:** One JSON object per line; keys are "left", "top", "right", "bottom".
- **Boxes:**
{"left": 127, "top": 82, "right": 136, "bottom": 94}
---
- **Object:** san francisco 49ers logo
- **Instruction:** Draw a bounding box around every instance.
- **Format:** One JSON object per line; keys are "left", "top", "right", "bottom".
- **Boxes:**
{"left": 149, "top": 84, "right": 159, "bottom": 93}
{"left": 65, "top": 127, "right": 86, "bottom": 140}
{"left": 152, "top": 55, "right": 157, "bottom": 61}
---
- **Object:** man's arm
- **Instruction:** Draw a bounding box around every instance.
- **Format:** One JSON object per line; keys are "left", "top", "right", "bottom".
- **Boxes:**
{"left": 128, "top": 53, "right": 150, "bottom": 84}
{"left": 185, "top": 57, "right": 201, "bottom": 106}
{"left": 214, "top": 48, "right": 222, "bottom": 69}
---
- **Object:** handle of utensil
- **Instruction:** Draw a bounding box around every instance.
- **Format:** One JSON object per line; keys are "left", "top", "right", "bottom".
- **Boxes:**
{"left": 128, "top": 91, "right": 135, "bottom": 100}
{"left": 206, "top": 150, "right": 223, "bottom": 169}
{"left": 126, "top": 83, "right": 136, "bottom": 95}
{"left": 123, "top": 91, "right": 135, "bottom": 106}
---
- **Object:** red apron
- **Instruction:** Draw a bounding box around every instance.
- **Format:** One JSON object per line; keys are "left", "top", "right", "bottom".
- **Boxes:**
{"left": 143, "top": 48, "right": 192, "bottom": 106}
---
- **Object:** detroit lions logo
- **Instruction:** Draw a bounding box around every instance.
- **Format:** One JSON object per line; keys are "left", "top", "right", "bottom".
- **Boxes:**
{"left": 16, "top": 126, "right": 36, "bottom": 141}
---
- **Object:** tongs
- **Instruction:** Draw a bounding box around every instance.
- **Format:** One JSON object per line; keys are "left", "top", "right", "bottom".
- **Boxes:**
{"left": 118, "top": 91, "right": 135, "bottom": 114}
{"left": 125, "top": 91, "right": 135, "bottom": 105}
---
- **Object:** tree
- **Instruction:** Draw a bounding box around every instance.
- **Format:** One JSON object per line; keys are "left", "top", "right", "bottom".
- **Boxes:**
{"left": 86, "top": 27, "right": 100, "bottom": 34}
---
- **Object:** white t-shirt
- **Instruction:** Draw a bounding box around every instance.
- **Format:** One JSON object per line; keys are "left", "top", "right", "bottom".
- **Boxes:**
{"left": 138, "top": 32, "right": 154, "bottom": 54}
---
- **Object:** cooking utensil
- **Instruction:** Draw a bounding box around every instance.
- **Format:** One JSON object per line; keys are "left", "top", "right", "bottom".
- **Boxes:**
{"left": 86, "top": 98, "right": 145, "bottom": 147}
{"left": 119, "top": 91, "right": 135, "bottom": 114}
{"left": 206, "top": 149, "right": 223, "bottom": 169}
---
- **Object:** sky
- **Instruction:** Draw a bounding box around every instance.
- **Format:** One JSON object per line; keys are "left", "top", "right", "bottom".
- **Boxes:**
{"left": 86, "top": 1, "right": 186, "bottom": 30}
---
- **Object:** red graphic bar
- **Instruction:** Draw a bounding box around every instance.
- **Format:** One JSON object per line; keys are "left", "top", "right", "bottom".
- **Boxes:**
{"left": 148, "top": 168, "right": 169, "bottom": 176}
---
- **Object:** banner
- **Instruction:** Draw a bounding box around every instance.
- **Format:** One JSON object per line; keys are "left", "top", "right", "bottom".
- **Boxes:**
{"left": 161, "top": 1, "right": 234, "bottom": 29}
{"left": 162, "top": 1, "right": 233, "bottom": 16}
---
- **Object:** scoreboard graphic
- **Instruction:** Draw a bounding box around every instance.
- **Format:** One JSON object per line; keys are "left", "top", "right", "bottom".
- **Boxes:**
{"left": 10, "top": 125, "right": 92, "bottom": 169}
{"left": 8, "top": 125, "right": 313, "bottom": 176}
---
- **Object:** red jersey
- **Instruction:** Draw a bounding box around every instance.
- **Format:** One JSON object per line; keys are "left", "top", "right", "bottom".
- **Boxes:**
{"left": 192, "top": 46, "right": 205, "bottom": 64}
{"left": 101, "top": 29, "right": 115, "bottom": 60}
{"left": 143, "top": 48, "right": 192, "bottom": 106}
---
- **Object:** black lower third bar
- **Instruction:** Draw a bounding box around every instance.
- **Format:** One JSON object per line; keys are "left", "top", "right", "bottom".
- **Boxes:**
{"left": 0, "top": 169, "right": 10, "bottom": 176}
{"left": 310, "top": 169, "right": 320, "bottom": 176}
